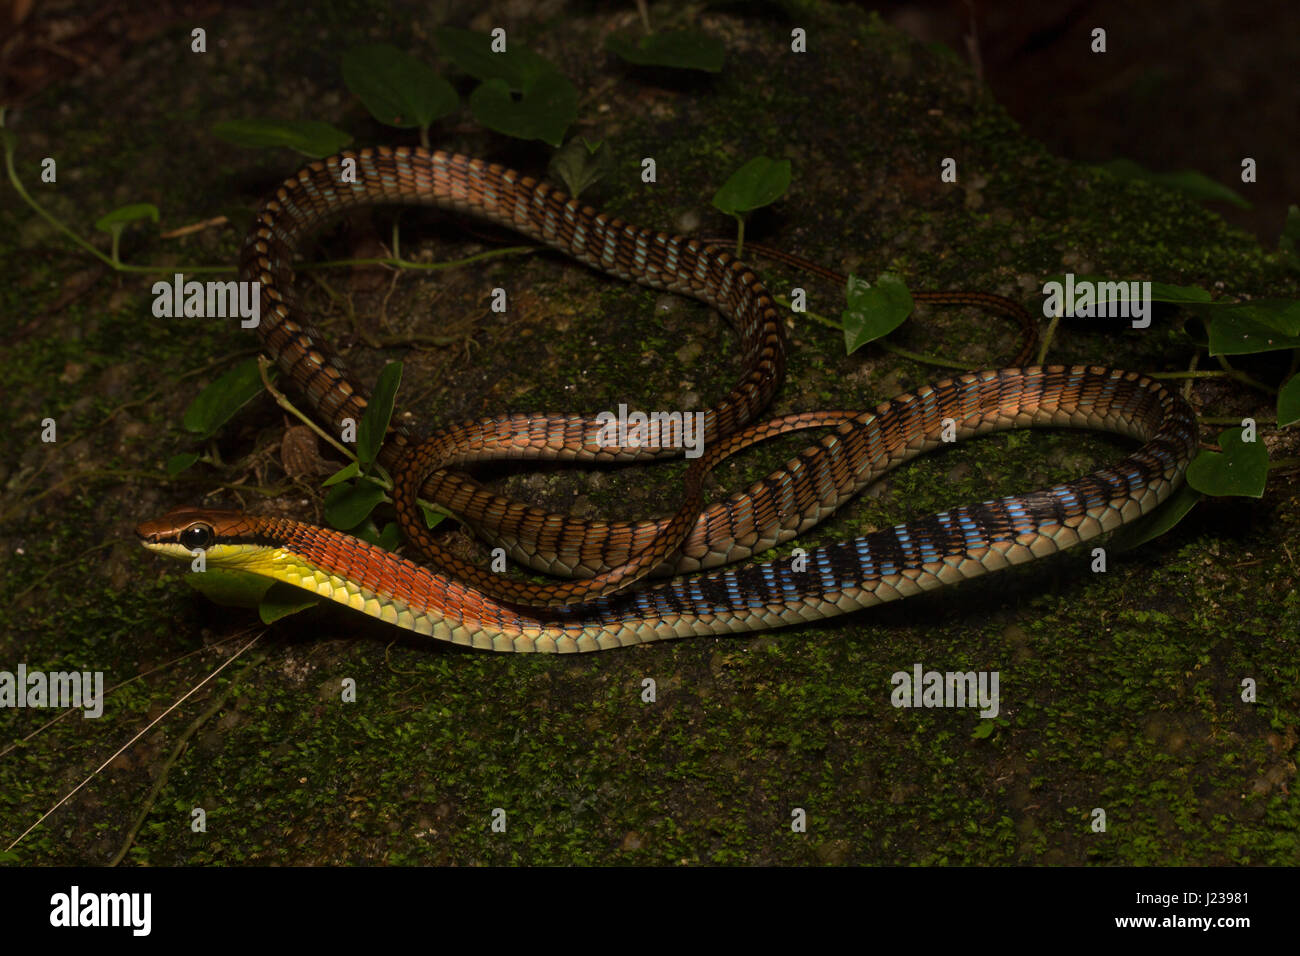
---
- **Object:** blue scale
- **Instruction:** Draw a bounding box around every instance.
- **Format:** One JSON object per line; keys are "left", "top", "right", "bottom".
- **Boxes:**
{"left": 688, "top": 579, "right": 707, "bottom": 612}
{"left": 814, "top": 548, "right": 838, "bottom": 591}
{"left": 693, "top": 255, "right": 705, "bottom": 280}
{"left": 758, "top": 561, "right": 780, "bottom": 602}
{"left": 852, "top": 536, "right": 876, "bottom": 573}
{"left": 1003, "top": 498, "right": 1032, "bottom": 533}
{"left": 893, "top": 525, "right": 920, "bottom": 565}
{"left": 776, "top": 561, "right": 799, "bottom": 596}
{"left": 1055, "top": 487, "right": 1080, "bottom": 509}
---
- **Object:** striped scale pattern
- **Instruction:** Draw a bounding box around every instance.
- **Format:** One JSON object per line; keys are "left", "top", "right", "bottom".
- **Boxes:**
{"left": 238, "top": 146, "right": 784, "bottom": 476}
{"left": 237, "top": 146, "right": 844, "bottom": 584}
{"left": 139, "top": 366, "right": 1199, "bottom": 653}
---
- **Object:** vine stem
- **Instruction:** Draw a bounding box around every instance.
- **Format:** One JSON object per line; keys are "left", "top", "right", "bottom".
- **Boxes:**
{"left": 775, "top": 295, "right": 972, "bottom": 371}
{"left": 109, "top": 645, "right": 269, "bottom": 866}
{"left": 4, "top": 632, "right": 265, "bottom": 854}
{"left": 257, "top": 356, "right": 355, "bottom": 461}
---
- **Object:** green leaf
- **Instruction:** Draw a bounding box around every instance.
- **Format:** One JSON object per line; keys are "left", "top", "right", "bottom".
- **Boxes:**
{"left": 841, "top": 273, "right": 914, "bottom": 354}
{"left": 1144, "top": 280, "right": 1211, "bottom": 303}
{"left": 259, "top": 583, "right": 321, "bottom": 624}
{"left": 604, "top": 29, "right": 726, "bottom": 72}
{"left": 1280, "top": 204, "right": 1300, "bottom": 256}
{"left": 1096, "top": 158, "right": 1251, "bottom": 209}
{"left": 1186, "top": 427, "right": 1269, "bottom": 498}
{"left": 711, "top": 157, "right": 791, "bottom": 216}
{"left": 182, "top": 359, "right": 264, "bottom": 439}
{"left": 212, "top": 119, "right": 352, "bottom": 158}
{"left": 468, "top": 74, "right": 577, "bottom": 147}
{"left": 355, "top": 519, "right": 402, "bottom": 550}
{"left": 1041, "top": 275, "right": 1212, "bottom": 310}
{"left": 322, "top": 460, "right": 361, "bottom": 487}
{"left": 1278, "top": 374, "right": 1300, "bottom": 428}
{"left": 1145, "top": 281, "right": 1214, "bottom": 304}
{"left": 1199, "top": 303, "right": 1300, "bottom": 356}
{"left": 547, "top": 137, "right": 614, "bottom": 199}
{"left": 1108, "top": 483, "right": 1202, "bottom": 552}
{"left": 358, "top": 362, "right": 402, "bottom": 465}
{"left": 93, "top": 204, "right": 160, "bottom": 233}
{"left": 433, "top": 26, "right": 560, "bottom": 93}
{"left": 377, "top": 521, "right": 402, "bottom": 550}
{"left": 165, "top": 452, "right": 200, "bottom": 476}
{"left": 185, "top": 567, "right": 274, "bottom": 609}
{"left": 971, "top": 721, "right": 995, "bottom": 740}
{"left": 324, "top": 480, "right": 387, "bottom": 530}
{"left": 1192, "top": 298, "right": 1300, "bottom": 337}
{"left": 419, "top": 502, "right": 447, "bottom": 530}
{"left": 342, "top": 44, "right": 458, "bottom": 129}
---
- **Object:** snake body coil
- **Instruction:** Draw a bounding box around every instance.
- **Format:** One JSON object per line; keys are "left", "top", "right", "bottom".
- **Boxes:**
{"left": 137, "top": 148, "right": 1199, "bottom": 652}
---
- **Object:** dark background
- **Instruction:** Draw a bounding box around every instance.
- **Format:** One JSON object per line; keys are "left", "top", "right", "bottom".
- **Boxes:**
{"left": 3, "top": 0, "right": 1294, "bottom": 241}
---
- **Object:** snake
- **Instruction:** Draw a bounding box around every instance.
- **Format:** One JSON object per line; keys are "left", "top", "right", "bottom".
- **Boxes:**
{"left": 136, "top": 147, "right": 1200, "bottom": 653}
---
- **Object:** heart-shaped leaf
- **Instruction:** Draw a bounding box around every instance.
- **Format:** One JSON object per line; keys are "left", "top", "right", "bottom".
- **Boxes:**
{"left": 433, "top": 26, "right": 560, "bottom": 93}
{"left": 1040, "top": 275, "right": 1212, "bottom": 314}
{"left": 324, "top": 480, "right": 388, "bottom": 530}
{"left": 342, "top": 44, "right": 458, "bottom": 129}
{"left": 185, "top": 567, "right": 273, "bottom": 608}
{"left": 468, "top": 74, "right": 577, "bottom": 146}
{"left": 1108, "top": 483, "right": 1202, "bottom": 552}
{"left": 711, "top": 157, "right": 791, "bottom": 216}
{"left": 259, "top": 583, "right": 321, "bottom": 624}
{"left": 1201, "top": 305, "right": 1300, "bottom": 356}
{"left": 1186, "top": 427, "right": 1269, "bottom": 498}
{"left": 842, "top": 273, "right": 914, "bottom": 355}
{"left": 93, "top": 204, "right": 160, "bottom": 233}
{"left": 182, "top": 359, "right": 264, "bottom": 439}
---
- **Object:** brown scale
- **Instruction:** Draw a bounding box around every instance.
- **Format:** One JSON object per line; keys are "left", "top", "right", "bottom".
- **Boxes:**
{"left": 232, "top": 149, "right": 1197, "bottom": 617}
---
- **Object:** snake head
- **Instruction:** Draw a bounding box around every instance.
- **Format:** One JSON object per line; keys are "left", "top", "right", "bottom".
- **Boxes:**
{"left": 135, "top": 507, "right": 254, "bottom": 560}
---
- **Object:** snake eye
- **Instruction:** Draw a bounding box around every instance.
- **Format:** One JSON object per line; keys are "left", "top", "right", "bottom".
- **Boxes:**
{"left": 179, "top": 523, "right": 214, "bottom": 551}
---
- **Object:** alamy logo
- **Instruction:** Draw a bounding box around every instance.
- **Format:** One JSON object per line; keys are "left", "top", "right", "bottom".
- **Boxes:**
{"left": 1041, "top": 273, "right": 1152, "bottom": 329}
{"left": 49, "top": 886, "right": 151, "bottom": 936}
{"left": 0, "top": 664, "right": 103, "bottom": 718}
{"left": 594, "top": 405, "right": 706, "bottom": 459}
{"left": 890, "top": 662, "right": 1000, "bottom": 718}
{"left": 152, "top": 273, "right": 261, "bottom": 328}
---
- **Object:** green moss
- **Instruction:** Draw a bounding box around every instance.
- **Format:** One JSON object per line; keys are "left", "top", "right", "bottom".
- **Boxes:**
{"left": 1, "top": 0, "right": 1296, "bottom": 867}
